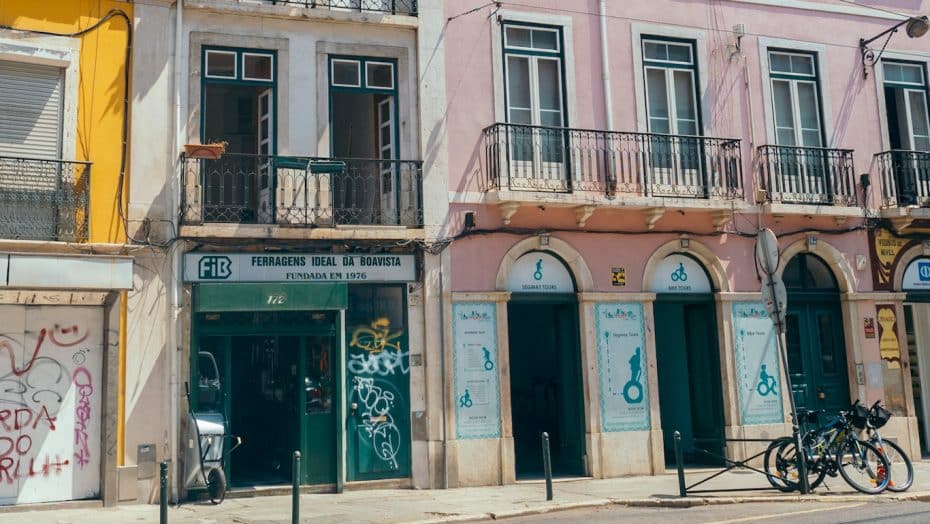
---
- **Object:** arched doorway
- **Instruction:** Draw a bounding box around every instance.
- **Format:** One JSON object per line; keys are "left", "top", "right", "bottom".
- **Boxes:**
{"left": 650, "top": 254, "right": 725, "bottom": 466}
{"left": 902, "top": 257, "right": 930, "bottom": 456}
{"left": 506, "top": 251, "right": 586, "bottom": 478}
{"left": 783, "top": 253, "right": 850, "bottom": 413}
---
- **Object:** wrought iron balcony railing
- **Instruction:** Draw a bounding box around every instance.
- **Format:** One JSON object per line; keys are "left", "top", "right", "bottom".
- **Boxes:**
{"left": 483, "top": 123, "right": 743, "bottom": 199}
{"left": 267, "top": 0, "right": 417, "bottom": 15}
{"left": 0, "top": 156, "right": 90, "bottom": 242}
{"left": 758, "top": 145, "right": 857, "bottom": 206}
{"left": 180, "top": 153, "right": 423, "bottom": 228}
{"left": 876, "top": 150, "right": 930, "bottom": 208}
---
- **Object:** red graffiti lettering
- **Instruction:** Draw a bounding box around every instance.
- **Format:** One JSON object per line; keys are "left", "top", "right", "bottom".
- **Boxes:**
{"left": 0, "top": 406, "right": 57, "bottom": 432}
{"left": 0, "top": 454, "right": 69, "bottom": 484}
{"left": 0, "top": 328, "right": 47, "bottom": 377}
{"left": 72, "top": 367, "right": 93, "bottom": 468}
{"left": 48, "top": 325, "right": 89, "bottom": 348}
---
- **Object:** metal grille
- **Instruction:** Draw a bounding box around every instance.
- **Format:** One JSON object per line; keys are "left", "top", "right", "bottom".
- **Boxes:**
{"left": 267, "top": 0, "right": 417, "bottom": 15}
{"left": 876, "top": 150, "right": 930, "bottom": 208}
{"left": 758, "top": 145, "right": 857, "bottom": 206}
{"left": 483, "top": 122, "right": 743, "bottom": 199}
{"left": 0, "top": 156, "right": 90, "bottom": 242}
{"left": 180, "top": 153, "right": 423, "bottom": 228}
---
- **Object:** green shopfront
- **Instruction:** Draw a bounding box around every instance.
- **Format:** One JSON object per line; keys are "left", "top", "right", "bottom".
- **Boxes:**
{"left": 184, "top": 252, "right": 416, "bottom": 490}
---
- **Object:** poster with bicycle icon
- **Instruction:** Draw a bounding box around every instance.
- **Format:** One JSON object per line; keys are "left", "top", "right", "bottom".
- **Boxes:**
{"left": 595, "top": 303, "right": 650, "bottom": 432}
{"left": 452, "top": 302, "right": 501, "bottom": 439}
{"left": 732, "top": 302, "right": 784, "bottom": 425}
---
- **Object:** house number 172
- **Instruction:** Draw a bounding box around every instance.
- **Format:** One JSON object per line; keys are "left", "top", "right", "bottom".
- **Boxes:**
{"left": 267, "top": 294, "right": 287, "bottom": 305}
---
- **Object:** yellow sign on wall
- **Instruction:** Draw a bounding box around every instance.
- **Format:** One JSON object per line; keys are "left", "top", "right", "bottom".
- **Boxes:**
{"left": 876, "top": 304, "right": 901, "bottom": 369}
{"left": 611, "top": 267, "right": 626, "bottom": 287}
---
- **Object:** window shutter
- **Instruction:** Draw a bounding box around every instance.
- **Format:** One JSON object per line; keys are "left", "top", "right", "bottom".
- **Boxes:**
{"left": 0, "top": 60, "right": 63, "bottom": 159}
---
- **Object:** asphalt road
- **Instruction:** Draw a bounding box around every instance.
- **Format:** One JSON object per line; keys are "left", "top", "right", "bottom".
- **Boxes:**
{"left": 493, "top": 501, "right": 930, "bottom": 523}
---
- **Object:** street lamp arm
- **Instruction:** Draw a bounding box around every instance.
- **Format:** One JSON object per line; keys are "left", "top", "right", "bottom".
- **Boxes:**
{"left": 859, "top": 16, "right": 930, "bottom": 79}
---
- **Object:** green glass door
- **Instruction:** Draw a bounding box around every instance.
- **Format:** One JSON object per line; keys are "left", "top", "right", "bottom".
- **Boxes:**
{"left": 655, "top": 298, "right": 725, "bottom": 466}
{"left": 785, "top": 301, "right": 850, "bottom": 413}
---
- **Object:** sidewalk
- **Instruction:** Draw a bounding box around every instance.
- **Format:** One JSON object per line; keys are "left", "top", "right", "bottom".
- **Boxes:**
{"left": 4, "top": 462, "right": 930, "bottom": 524}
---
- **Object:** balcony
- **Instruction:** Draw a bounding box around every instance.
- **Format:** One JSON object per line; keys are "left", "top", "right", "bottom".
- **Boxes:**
{"left": 876, "top": 150, "right": 930, "bottom": 207}
{"left": 758, "top": 145, "right": 857, "bottom": 207}
{"left": 265, "top": 0, "right": 416, "bottom": 15}
{"left": 180, "top": 154, "right": 423, "bottom": 235}
{"left": 484, "top": 123, "right": 742, "bottom": 196}
{"left": 0, "top": 156, "right": 90, "bottom": 243}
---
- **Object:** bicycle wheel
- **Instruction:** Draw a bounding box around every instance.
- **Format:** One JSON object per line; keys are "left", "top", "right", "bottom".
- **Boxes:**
{"left": 873, "top": 438, "right": 913, "bottom": 492}
{"left": 836, "top": 439, "right": 890, "bottom": 494}
{"left": 763, "top": 437, "right": 795, "bottom": 491}
{"left": 766, "top": 438, "right": 825, "bottom": 492}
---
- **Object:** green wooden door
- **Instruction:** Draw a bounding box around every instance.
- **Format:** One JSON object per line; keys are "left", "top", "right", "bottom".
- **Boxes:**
{"left": 345, "top": 285, "right": 411, "bottom": 481}
{"left": 785, "top": 301, "right": 850, "bottom": 413}
{"left": 655, "top": 299, "right": 725, "bottom": 466}
{"left": 300, "top": 335, "right": 338, "bottom": 485}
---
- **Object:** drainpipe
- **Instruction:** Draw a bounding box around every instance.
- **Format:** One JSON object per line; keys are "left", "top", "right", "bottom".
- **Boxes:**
{"left": 598, "top": 0, "right": 614, "bottom": 131}
{"left": 438, "top": 256, "right": 449, "bottom": 489}
{"left": 169, "top": 0, "right": 185, "bottom": 504}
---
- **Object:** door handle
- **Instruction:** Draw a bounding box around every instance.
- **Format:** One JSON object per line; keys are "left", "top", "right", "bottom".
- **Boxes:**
{"left": 817, "top": 388, "right": 826, "bottom": 400}
{"left": 350, "top": 402, "right": 358, "bottom": 416}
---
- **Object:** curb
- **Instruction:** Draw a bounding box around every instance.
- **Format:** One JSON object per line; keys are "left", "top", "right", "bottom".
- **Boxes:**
{"left": 411, "top": 491, "right": 930, "bottom": 523}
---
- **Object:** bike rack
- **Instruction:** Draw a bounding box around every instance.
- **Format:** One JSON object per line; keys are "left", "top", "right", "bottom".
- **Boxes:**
{"left": 673, "top": 431, "right": 785, "bottom": 497}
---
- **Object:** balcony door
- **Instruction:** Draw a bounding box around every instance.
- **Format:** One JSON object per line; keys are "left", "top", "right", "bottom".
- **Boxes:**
{"left": 882, "top": 61, "right": 930, "bottom": 205}
{"left": 768, "top": 50, "right": 828, "bottom": 201}
{"left": 503, "top": 23, "right": 566, "bottom": 190}
{"left": 201, "top": 47, "right": 276, "bottom": 223}
{"left": 642, "top": 38, "right": 702, "bottom": 196}
{"left": 329, "top": 57, "right": 399, "bottom": 224}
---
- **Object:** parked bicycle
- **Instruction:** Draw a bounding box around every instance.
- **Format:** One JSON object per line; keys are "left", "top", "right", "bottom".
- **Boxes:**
{"left": 860, "top": 399, "right": 913, "bottom": 492}
{"left": 764, "top": 403, "right": 890, "bottom": 494}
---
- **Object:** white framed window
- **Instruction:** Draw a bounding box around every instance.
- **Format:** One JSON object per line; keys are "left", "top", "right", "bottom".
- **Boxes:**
{"left": 242, "top": 52, "right": 274, "bottom": 82}
{"left": 882, "top": 60, "right": 930, "bottom": 152}
{"left": 503, "top": 25, "right": 560, "bottom": 53}
{"left": 768, "top": 50, "right": 823, "bottom": 148}
{"left": 642, "top": 38, "right": 699, "bottom": 137}
{"left": 205, "top": 49, "right": 237, "bottom": 79}
{"left": 365, "top": 61, "right": 394, "bottom": 89}
{"left": 330, "top": 59, "right": 361, "bottom": 87}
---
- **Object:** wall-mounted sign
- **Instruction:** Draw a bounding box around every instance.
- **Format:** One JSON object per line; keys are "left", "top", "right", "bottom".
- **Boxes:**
{"left": 595, "top": 303, "right": 650, "bottom": 432}
{"left": 869, "top": 228, "right": 916, "bottom": 290}
{"left": 507, "top": 252, "right": 574, "bottom": 293}
{"left": 649, "top": 254, "right": 712, "bottom": 294}
{"left": 863, "top": 317, "right": 876, "bottom": 339}
{"left": 452, "top": 303, "right": 501, "bottom": 439}
{"left": 732, "top": 303, "right": 784, "bottom": 426}
{"left": 903, "top": 258, "right": 930, "bottom": 291}
{"left": 877, "top": 304, "right": 901, "bottom": 369}
{"left": 183, "top": 253, "right": 415, "bottom": 283}
{"left": 0, "top": 253, "right": 133, "bottom": 290}
{"left": 611, "top": 267, "right": 626, "bottom": 287}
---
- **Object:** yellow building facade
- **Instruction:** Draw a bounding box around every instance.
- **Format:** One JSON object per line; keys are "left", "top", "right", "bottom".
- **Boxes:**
{"left": 0, "top": 0, "right": 133, "bottom": 507}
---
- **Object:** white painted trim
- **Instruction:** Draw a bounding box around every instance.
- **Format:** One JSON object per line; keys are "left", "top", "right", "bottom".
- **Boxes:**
{"left": 757, "top": 37, "right": 835, "bottom": 147}
{"left": 0, "top": 32, "right": 80, "bottom": 163}
{"left": 872, "top": 50, "right": 930, "bottom": 152}
{"left": 491, "top": 10, "right": 577, "bottom": 127}
{"left": 631, "top": 23, "right": 709, "bottom": 135}
{"left": 724, "top": 0, "right": 907, "bottom": 21}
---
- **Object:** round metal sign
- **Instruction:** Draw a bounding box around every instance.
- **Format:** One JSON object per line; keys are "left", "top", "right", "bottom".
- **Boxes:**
{"left": 755, "top": 228, "right": 780, "bottom": 276}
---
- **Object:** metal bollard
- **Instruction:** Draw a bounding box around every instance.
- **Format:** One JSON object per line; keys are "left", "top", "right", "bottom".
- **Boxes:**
{"left": 541, "top": 432, "right": 553, "bottom": 501}
{"left": 292, "top": 451, "right": 301, "bottom": 524}
{"left": 159, "top": 461, "right": 168, "bottom": 524}
{"left": 674, "top": 431, "right": 686, "bottom": 497}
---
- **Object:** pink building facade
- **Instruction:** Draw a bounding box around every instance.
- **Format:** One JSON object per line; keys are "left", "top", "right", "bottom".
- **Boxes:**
{"left": 440, "top": 0, "right": 930, "bottom": 485}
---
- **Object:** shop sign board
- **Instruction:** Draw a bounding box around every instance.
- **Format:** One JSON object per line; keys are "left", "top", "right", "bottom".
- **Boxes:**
{"left": 452, "top": 303, "right": 501, "bottom": 439}
{"left": 183, "top": 253, "right": 415, "bottom": 283}
{"left": 876, "top": 304, "right": 902, "bottom": 369}
{"left": 507, "top": 252, "right": 574, "bottom": 293}
{"left": 649, "top": 254, "right": 711, "bottom": 293}
{"left": 0, "top": 253, "right": 133, "bottom": 289}
{"left": 595, "top": 303, "right": 650, "bottom": 431}
{"left": 732, "top": 302, "right": 784, "bottom": 426}
{"left": 903, "top": 258, "right": 930, "bottom": 291}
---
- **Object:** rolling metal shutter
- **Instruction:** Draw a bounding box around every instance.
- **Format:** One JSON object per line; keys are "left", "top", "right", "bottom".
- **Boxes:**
{"left": 0, "top": 60, "right": 63, "bottom": 159}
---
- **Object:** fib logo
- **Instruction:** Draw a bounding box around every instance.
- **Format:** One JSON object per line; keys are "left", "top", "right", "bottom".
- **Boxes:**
{"left": 919, "top": 262, "right": 930, "bottom": 282}
{"left": 199, "top": 256, "right": 232, "bottom": 280}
